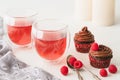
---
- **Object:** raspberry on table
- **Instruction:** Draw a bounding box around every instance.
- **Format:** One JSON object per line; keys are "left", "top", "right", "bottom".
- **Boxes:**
{"left": 108, "top": 64, "right": 117, "bottom": 73}
{"left": 99, "top": 68, "right": 108, "bottom": 77}
{"left": 60, "top": 66, "right": 69, "bottom": 76}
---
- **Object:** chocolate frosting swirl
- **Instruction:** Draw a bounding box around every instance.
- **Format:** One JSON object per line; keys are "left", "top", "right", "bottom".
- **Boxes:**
{"left": 74, "top": 26, "right": 94, "bottom": 42}
{"left": 89, "top": 45, "right": 113, "bottom": 58}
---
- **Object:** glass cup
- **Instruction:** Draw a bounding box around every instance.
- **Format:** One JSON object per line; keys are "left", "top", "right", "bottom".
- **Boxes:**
{"left": 5, "top": 9, "right": 37, "bottom": 48}
{"left": 32, "top": 19, "right": 70, "bottom": 63}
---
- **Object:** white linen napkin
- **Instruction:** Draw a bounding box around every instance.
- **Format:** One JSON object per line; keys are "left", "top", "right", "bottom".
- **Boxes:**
{"left": 0, "top": 40, "right": 60, "bottom": 80}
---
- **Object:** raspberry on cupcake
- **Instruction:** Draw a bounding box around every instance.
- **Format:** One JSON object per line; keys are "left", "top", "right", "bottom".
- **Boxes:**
{"left": 74, "top": 26, "right": 95, "bottom": 53}
{"left": 89, "top": 43, "right": 113, "bottom": 68}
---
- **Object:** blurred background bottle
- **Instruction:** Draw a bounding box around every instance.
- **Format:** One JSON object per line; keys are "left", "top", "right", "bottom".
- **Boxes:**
{"left": 74, "top": 0, "right": 92, "bottom": 22}
{"left": 92, "top": 0, "right": 115, "bottom": 26}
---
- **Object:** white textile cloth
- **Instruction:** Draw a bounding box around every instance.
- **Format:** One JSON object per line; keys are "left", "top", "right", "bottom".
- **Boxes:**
{"left": 0, "top": 40, "right": 60, "bottom": 80}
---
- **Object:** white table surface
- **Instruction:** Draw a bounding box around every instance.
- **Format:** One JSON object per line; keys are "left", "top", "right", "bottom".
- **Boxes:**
{"left": 1, "top": 0, "right": 120, "bottom": 80}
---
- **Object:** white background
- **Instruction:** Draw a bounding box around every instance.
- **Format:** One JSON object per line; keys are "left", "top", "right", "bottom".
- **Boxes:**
{"left": 0, "top": 0, "right": 120, "bottom": 80}
{"left": 0, "top": 0, "right": 119, "bottom": 19}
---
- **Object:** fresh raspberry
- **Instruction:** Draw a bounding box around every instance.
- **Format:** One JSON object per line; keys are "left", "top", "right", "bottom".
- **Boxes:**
{"left": 99, "top": 68, "right": 108, "bottom": 77}
{"left": 108, "top": 64, "right": 117, "bottom": 73}
{"left": 68, "top": 56, "right": 77, "bottom": 66}
{"left": 91, "top": 43, "right": 99, "bottom": 51}
{"left": 60, "top": 66, "right": 68, "bottom": 76}
{"left": 74, "top": 60, "right": 83, "bottom": 69}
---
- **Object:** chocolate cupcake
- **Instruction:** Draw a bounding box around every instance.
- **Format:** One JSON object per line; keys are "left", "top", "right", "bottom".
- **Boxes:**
{"left": 89, "top": 43, "right": 113, "bottom": 68}
{"left": 74, "top": 26, "right": 95, "bottom": 53}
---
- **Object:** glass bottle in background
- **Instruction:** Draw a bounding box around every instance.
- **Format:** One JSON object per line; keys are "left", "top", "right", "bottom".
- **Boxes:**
{"left": 74, "top": 0, "right": 92, "bottom": 22}
{"left": 92, "top": 0, "right": 115, "bottom": 26}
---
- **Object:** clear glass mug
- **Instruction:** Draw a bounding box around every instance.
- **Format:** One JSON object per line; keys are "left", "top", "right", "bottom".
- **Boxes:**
{"left": 32, "top": 19, "right": 70, "bottom": 63}
{"left": 5, "top": 9, "right": 37, "bottom": 48}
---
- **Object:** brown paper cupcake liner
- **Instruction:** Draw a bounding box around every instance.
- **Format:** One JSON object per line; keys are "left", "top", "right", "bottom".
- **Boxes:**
{"left": 74, "top": 41, "right": 93, "bottom": 53}
{"left": 89, "top": 55, "right": 111, "bottom": 68}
